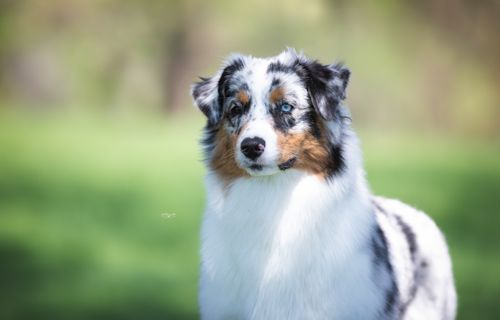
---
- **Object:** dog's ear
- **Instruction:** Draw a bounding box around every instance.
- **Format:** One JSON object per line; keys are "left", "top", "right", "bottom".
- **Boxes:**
{"left": 191, "top": 56, "right": 245, "bottom": 127}
{"left": 191, "top": 75, "right": 222, "bottom": 127}
{"left": 298, "top": 61, "right": 350, "bottom": 121}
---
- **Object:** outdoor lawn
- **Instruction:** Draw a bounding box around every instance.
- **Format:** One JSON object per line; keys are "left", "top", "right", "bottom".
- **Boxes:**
{"left": 1, "top": 112, "right": 499, "bottom": 319}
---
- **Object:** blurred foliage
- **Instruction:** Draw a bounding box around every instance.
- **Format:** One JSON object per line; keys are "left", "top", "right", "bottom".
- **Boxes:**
{"left": 0, "top": 0, "right": 500, "bottom": 319}
{"left": 0, "top": 112, "right": 205, "bottom": 320}
{"left": 0, "top": 0, "right": 499, "bottom": 135}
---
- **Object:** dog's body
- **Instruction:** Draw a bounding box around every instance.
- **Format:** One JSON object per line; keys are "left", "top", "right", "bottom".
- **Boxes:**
{"left": 192, "top": 49, "right": 456, "bottom": 319}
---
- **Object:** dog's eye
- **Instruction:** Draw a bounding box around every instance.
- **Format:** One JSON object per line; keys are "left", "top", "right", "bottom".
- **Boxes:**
{"left": 229, "top": 103, "right": 243, "bottom": 117}
{"left": 280, "top": 102, "right": 294, "bottom": 114}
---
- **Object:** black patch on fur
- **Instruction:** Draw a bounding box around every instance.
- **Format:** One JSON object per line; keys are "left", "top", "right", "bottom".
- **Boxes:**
{"left": 270, "top": 106, "right": 296, "bottom": 133}
{"left": 217, "top": 58, "right": 245, "bottom": 114}
{"left": 372, "top": 200, "right": 386, "bottom": 216}
{"left": 394, "top": 215, "right": 421, "bottom": 315}
{"left": 300, "top": 110, "right": 322, "bottom": 139}
{"left": 226, "top": 91, "right": 252, "bottom": 132}
{"left": 271, "top": 77, "right": 281, "bottom": 87}
{"left": 292, "top": 59, "right": 350, "bottom": 121}
{"left": 385, "top": 282, "right": 399, "bottom": 317}
{"left": 371, "top": 204, "right": 401, "bottom": 318}
{"left": 395, "top": 215, "right": 418, "bottom": 263}
{"left": 267, "top": 62, "right": 295, "bottom": 74}
{"left": 372, "top": 199, "right": 426, "bottom": 317}
{"left": 372, "top": 225, "right": 389, "bottom": 267}
{"left": 372, "top": 224, "right": 401, "bottom": 317}
{"left": 325, "top": 142, "right": 346, "bottom": 179}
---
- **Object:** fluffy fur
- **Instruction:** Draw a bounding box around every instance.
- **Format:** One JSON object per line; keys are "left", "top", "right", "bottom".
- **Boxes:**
{"left": 191, "top": 49, "right": 456, "bottom": 319}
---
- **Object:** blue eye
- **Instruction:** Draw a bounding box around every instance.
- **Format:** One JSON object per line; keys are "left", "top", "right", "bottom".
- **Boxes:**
{"left": 280, "top": 103, "right": 293, "bottom": 113}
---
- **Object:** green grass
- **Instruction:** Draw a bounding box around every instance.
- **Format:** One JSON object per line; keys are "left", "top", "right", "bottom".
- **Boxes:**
{"left": 0, "top": 112, "right": 499, "bottom": 319}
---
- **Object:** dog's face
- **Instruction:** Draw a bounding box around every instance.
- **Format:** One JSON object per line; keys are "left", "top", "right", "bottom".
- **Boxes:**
{"left": 192, "top": 49, "right": 350, "bottom": 182}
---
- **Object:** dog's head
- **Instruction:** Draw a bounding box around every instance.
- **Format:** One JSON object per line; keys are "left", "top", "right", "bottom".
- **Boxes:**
{"left": 191, "top": 49, "right": 351, "bottom": 182}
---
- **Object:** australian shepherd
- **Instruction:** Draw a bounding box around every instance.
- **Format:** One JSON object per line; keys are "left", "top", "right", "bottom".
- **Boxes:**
{"left": 191, "top": 49, "right": 456, "bottom": 320}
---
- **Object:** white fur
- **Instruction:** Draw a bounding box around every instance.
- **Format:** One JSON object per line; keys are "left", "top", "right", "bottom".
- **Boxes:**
{"left": 199, "top": 129, "right": 456, "bottom": 319}
{"left": 197, "top": 49, "right": 456, "bottom": 319}
{"left": 200, "top": 129, "right": 383, "bottom": 319}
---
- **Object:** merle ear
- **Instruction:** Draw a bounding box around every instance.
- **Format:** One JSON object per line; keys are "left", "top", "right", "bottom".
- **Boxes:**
{"left": 191, "top": 75, "right": 222, "bottom": 127}
{"left": 302, "top": 61, "right": 351, "bottom": 121}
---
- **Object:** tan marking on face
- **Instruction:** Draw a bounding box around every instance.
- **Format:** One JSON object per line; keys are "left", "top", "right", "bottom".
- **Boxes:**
{"left": 210, "top": 128, "right": 249, "bottom": 184}
{"left": 269, "top": 87, "right": 285, "bottom": 104}
{"left": 237, "top": 90, "right": 250, "bottom": 105}
{"left": 277, "top": 119, "right": 331, "bottom": 179}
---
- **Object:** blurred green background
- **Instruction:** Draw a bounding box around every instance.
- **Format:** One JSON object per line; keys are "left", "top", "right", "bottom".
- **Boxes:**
{"left": 0, "top": 0, "right": 499, "bottom": 319}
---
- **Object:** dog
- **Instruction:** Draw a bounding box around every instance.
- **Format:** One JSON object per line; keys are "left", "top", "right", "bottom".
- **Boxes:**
{"left": 191, "top": 49, "right": 457, "bottom": 320}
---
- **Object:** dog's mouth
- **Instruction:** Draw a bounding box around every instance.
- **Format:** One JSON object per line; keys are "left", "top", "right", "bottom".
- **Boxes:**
{"left": 242, "top": 157, "right": 296, "bottom": 175}
{"left": 278, "top": 157, "right": 297, "bottom": 171}
{"left": 249, "top": 164, "right": 263, "bottom": 171}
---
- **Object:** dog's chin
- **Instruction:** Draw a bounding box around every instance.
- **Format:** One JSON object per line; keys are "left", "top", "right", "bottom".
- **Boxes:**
{"left": 242, "top": 164, "right": 280, "bottom": 177}
{"left": 239, "top": 157, "right": 297, "bottom": 177}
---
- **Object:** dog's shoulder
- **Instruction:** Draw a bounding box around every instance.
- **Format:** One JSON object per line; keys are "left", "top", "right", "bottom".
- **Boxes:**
{"left": 371, "top": 196, "right": 456, "bottom": 319}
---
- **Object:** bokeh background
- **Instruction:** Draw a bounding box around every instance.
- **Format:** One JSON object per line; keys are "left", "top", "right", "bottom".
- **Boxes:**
{"left": 0, "top": 0, "right": 499, "bottom": 319}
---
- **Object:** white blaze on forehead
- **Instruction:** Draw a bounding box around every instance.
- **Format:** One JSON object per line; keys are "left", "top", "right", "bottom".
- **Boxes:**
{"left": 236, "top": 58, "right": 280, "bottom": 167}
{"left": 245, "top": 57, "right": 272, "bottom": 103}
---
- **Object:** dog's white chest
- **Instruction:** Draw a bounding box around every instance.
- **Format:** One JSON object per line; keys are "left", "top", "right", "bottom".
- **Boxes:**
{"left": 200, "top": 171, "right": 381, "bottom": 319}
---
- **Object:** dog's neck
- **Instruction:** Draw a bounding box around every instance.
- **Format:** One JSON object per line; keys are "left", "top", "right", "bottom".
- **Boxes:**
{"left": 203, "top": 131, "right": 375, "bottom": 291}
{"left": 205, "top": 129, "right": 373, "bottom": 224}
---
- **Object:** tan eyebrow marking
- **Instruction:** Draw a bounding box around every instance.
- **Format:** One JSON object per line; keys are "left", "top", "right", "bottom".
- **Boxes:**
{"left": 270, "top": 87, "right": 285, "bottom": 104}
{"left": 237, "top": 90, "right": 250, "bottom": 105}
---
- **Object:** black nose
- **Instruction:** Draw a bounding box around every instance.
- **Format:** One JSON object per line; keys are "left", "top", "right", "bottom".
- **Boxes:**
{"left": 241, "top": 137, "right": 266, "bottom": 160}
